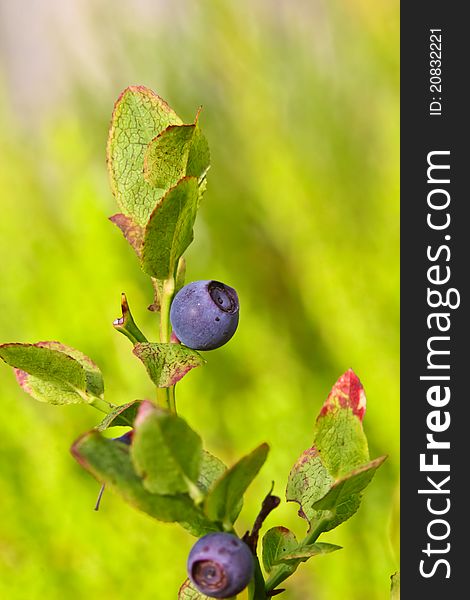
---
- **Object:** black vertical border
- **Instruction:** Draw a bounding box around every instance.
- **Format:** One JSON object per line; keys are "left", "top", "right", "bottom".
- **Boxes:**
{"left": 401, "top": 3, "right": 467, "bottom": 597}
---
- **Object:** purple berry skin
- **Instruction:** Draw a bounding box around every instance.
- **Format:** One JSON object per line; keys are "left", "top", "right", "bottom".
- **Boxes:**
{"left": 187, "top": 532, "right": 254, "bottom": 598}
{"left": 113, "top": 430, "right": 133, "bottom": 445}
{"left": 170, "top": 280, "right": 239, "bottom": 351}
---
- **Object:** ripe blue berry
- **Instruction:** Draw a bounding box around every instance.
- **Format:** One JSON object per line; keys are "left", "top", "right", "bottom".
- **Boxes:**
{"left": 113, "top": 430, "right": 133, "bottom": 445}
{"left": 170, "top": 280, "right": 239, "bottom": 351}
{"left": 187, "top": 532, "right": 254, "bottom": 598}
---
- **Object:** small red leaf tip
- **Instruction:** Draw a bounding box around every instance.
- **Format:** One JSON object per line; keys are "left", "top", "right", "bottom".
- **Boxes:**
{"left": 320, "top": 368, "right": 366, "bottom": 421}
{"left": 134, "top": 400, "right": 157, "bottom": 427}
{"left": 14, "top": 368, "right": 28, "bottom": 386}
{"left": 14, "top": 367, "right": 35, "bottom": 396}
{"left": 277, "top": 526, "right": 291, "bottom": 534}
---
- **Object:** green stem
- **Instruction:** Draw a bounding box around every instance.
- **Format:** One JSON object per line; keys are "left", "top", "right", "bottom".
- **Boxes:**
{"left": 168, "top": 385, "right": 176, "bottom": 412}
{"left": 156, "top": 276, "right": 177, "bottom": 413}
{"left": 156, "top": 387, "right": 171, "bottom": 410}
{"left": 302, "top": 516, "right": 331, "bottom": 546}
{"left": 90, "top": 397, "right": 115, "bottom": 415}
{"left": 248, "top": 557, "right": 268, "bottom": 600}
{"left": 264, "top": 566, "right": 292, "bottom": 595}
{"left": 159, "top": 277, "right": 175, "bottom": 344}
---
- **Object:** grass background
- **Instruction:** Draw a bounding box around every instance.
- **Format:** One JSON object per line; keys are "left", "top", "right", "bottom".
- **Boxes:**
{"left": 0, "top": 1, "right": 399, "bottom": 598}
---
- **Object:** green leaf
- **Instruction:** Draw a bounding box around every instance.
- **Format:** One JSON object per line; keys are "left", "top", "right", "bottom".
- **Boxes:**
{"left": 287, "top": 369, "right": 385, "bottom": 530}
{"left": 143, "top": 124, "right": 194, "bottom": 188}
{"left": 262, "top": 527, "right": 341, "bottom": 593}
{"left": 286, "top": 447, "right": 334, "bottom": 523}
{"left": 275, "top": 542, "right": 342, "bottom": 563}
{"left": 71, "top": 430, "right": 215, "bottom": 536}
{"left": 0, "top": 341, "right": 104, "bottom": 405}
{"left": 204, "top": 443, "right": 269, "bottom": 527}
{"left": 310, "top": 456, "right": 387, "bottom": 530}
{"left": 141, "top": 177, "right": 200, "bottom": 280}
{"left": 143, "top": 119, "right": 210, "bottom": 190}
{"left": 107, "top": 86, "right": 182, "bottom": 226}
{"left": 197, "top": 451, "right": 227, "bottom": 493}
{"left": 133, "top": 341, "right": 205, "bottom": 388}
{"left": 186, "top": 123, "right": 210, "bottom": 184}
{"left": 178, "top": 579, "right": 234, "bottom": 600}
{"left": 197, "top": 450, "right": 243, "bottom": 528}
{"left": 195, "top": 451, "right": 245, "bottom": 527}
{"left": 95, "top": 400, "right": 142, "bottom": 431}
{"left": 262, "top": 527, "right": 299, "bottom": 574}
{"left": 262, "top": 527, "right": 301, "bottom": 592}
{"left": 390, "top": 571, "right": 400, "bottom": 600}
{"left": 131, "top": 402, "right": 202, "bottom": 496}
{"left": 314, "top": 368, "right": 369, "bottom": 477}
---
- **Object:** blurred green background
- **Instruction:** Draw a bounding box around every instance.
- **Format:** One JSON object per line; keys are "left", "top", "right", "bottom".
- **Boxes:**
{"left": 0, "top": 1, "right": 399, "bottom": 598}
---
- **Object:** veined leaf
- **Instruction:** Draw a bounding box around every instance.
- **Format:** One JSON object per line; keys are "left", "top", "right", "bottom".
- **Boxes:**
{"left": 309, "top": 456, "right": 387, "bottom": 531}
{"left": 275, "top": 542, "right": 342, "bottom": 563}
{"left": 186, "top": 124, "right": 210, "bottom": 184}
{"left": 107, "top": 86, "right": 182, "bottom": 226}
{"left": 131, "top": 401, "right": 202, "bottom": 496}
{"left": 0, "top": 341, "right": 104, "bottom": 405}
{"left": 144, "top": 123, "right": 209, "bottom": 190}
{"left": 141, "top": 177, "right": 200, "bottom": 280}
{"left": 71, "top": 430, "right": 215, "bottom": 536}
{"left": 314, "top": 368, "right": 369, "bottom": 478}
{"left": 197, "top": 451, "right": 227, "bottom": 493}
{"left": 287, "top": 369, "right": 385, "bottom": 531}
{"left": 262, "top": 526, "right": 341, "bottom": 592}
{"left": 262, "top": 527, "right": 299, "bottom": 574}
{"left": 95, "top": 400, "right": 142, "bottom": 432}
{"left": 133, "top": 341, "right": 205, "bottom": 388}
{"left": 204, "top": 443, "right": 269, "bottom": 527}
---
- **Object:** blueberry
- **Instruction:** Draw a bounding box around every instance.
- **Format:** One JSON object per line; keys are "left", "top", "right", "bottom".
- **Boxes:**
{"left": 170, "top": 280, "right": 239, "bottom": 351}
{"left": 187, "top": 532, "right": 254, "bottom": 598}
{"left": 113, "top": 430, "right": 133, "bottom": 445}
